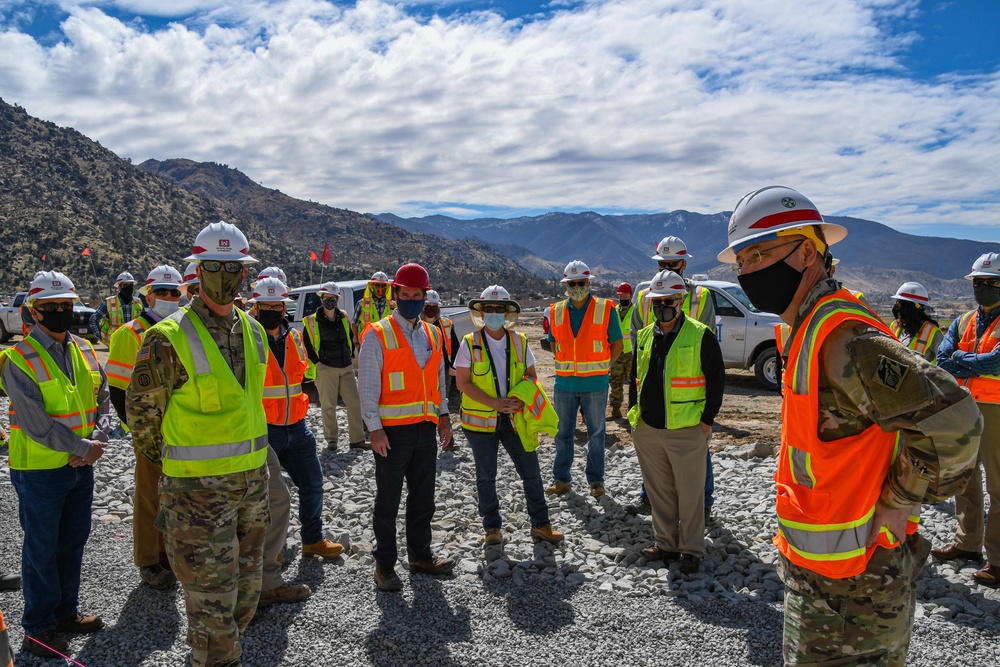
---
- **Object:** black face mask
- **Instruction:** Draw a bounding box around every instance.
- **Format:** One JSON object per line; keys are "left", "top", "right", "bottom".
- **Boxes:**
{"left": 737, "top": 247, "right": 805, "bottom": 315}
{"left": 974, "top": 284, "right": 1000, "bottom": 308}
{"left": 322, "top": 298, "right": 338, "bottom": 311}
{"left": 119, "top": 285, "right": 134, "bottom": 302}
{"left": 257, "top": 310, "right": 285, "bottom": 330}
{"left": 653, "top": 303, "right": 678, "bottom": 323}
{"left": 37, "top": 309, "right": 75, "bottom": 334}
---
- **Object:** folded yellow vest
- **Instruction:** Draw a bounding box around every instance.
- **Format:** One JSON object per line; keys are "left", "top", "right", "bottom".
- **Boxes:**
{"left": 507, "top": 378, "right": 559, "bottom": 452}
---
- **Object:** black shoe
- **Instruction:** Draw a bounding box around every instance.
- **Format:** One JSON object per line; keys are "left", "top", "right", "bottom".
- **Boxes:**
{"left": 677, "top": 554, "right": 701, "bottom": 574}
{"left": 374, "top": 563, "right": 402, "bottom": 592}
{"left": 625, "top": 496, "right": 651, "bottom": 516}
{"left": 349, "top": 440, "right": 371, "bottom": 450}
{"left": 0, "top": 571, "right": 21, "bottom": 591}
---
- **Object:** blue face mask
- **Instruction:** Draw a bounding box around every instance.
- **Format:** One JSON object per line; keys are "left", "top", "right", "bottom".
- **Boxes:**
{"left": 483, "top": 313, "right": 506, "bottom": 331}
{"left": 397, "top": 298, "right": 425, "bottom": 320}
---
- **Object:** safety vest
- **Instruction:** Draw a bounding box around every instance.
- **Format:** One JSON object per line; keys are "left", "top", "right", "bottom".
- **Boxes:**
{"left": 105, "top": 313, "right": 154, "bottom": 389}
{"left": 629, "top": 316, "right": 708, "bottom": 430}
{"left": 370, "top": 317, "right": 443, "bottom": 426}
{"left": 439, "top": 317, "right": 454, "bottom": 358}
{"left": 263, "top": 328, "right": 310, "bottom": 426}
{"left": 1, "top": 335, "right": 101, "bottom": 470}
{"left": 100, "top": 295, "right": 141, "bottom": 344}
{"left": 460, "top": 329, "right": 528, "bottom": 432}
{"left": 637, "top": 285, "right": 709, "bottom": 327}
{"left": 303, "top": 310, "right": 352, "bottom": 380}
{"left": 889, "top": 320, "right": 941, "bottom": 361}
{"left": 775, "top": 289, "right": 918, "bottom": 579}
{"left": 955, "top": 310, "right": 1000, "bottom": 404}
{"left": 359, "top": 296, "right": 393, "bottom": 333}
{"left": 155, "top": 308, "right": 269, "bottom": 478}
{"left": 617, "top": 303, "right": 635, "bottom": 354}
{"left": 550, "top": 297, "right": 614, "bottom": 377}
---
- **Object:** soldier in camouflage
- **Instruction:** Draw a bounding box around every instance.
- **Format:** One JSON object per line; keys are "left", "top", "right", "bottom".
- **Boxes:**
{"left": 720, "top": 186, "right": 981, "bottom": 666}
{"left": 607, "top": 282, "right": 634, "bottom": 420}
{"left": 126, "top": 222, "right": 269, "bottom": 667}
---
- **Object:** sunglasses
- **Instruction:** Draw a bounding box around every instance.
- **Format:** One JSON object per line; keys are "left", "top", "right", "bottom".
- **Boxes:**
{"left": 481, "top": 305, "right": 507, "bottom": 314}
{"left": 34, "top": 301, "right": 75, "bottom": 313}
{"left": 565, "top": 280, "right": 589, "bottom": 288}
{"left": 152, "top": 288, "right": 182, "bottom": 298}
{"left": 200, "top": 260, "right": 244, "bottom": 274}
{"left": 658, "top": 260, "right": 685, "bottom": 271}
{"left": 973, "top": 277, "right": 1000, "bottom": 288}
{"left": 257, "top": 303, "right": 285, "bottom": 312}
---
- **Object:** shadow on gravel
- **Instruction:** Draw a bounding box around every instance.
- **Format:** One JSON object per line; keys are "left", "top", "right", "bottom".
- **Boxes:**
{"left": 436, "top": 449, "right": 470, "bottom": 474}
{"left": 479, "top": 543, "right": 578, "bottom": 636}
{"left": 365, "top": 575, "right": 471, "bottom": 666}
{"left": 319, "top": 447, "right": 364, "bottom": 478}
{"left": 75, "top": 585, "right": 182, "bottom": 666}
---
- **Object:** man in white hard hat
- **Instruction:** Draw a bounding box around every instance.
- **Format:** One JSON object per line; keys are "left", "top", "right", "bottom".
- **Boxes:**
{"left": 544, "top": 260, "right": 623, "bottom": 498}
{"left": 180, "top": 262, "right": 200, "bottom": 304}
{"left": 933, "top": 252, "right": 1000, "bottom": 587}
{"left": 126, "top": 221, "right": 269, "bottom": 667}
{"left": 629, "top": 270, "right": 724, "bottom": 575}
{"left": 720, "top": 185, "right": 981, "bottom": 665}
{"left": 889, "top": 282, "right": 941, "bottom": 363}
{"left": 0, "top": 271, "right": 110, "bottom": 659}
{"left": 304, "top": 281, "right": 366, "bottom": 451}
{"left": 89, "top": 271, "right": 142, "bottom": 345}
{"left": 352, "top": 270, "right": 394, "bottom": 342}
{"left": 105, "top": 265, "right": 184, "bottom": 591}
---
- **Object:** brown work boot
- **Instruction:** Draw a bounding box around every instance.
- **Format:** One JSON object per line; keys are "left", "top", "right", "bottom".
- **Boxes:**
{"left": 302, "top": 539, "right": 344, "bottom": 560}
{"left": 545, "top": 481, "right": 572, "bottom": 496}
{"left": 349, "top": 440, "right": 371, "bottom": 450}
{"left": 640, "top": 544, "right": 679, "bottom": 562}
{"left": 608, "top": 406, "right": 622, "bottom": 420}
{"left": 22, "top": 631, "right": 70, "bottom": 658}
{"left": 931, "top": 545, "right": 983, "bottom": 562}
{"left": 530, "top": 524, "right": 565, "bottom": 544}
{"left": 257, "top": 582, "right": 311, "bottom": 608}
{"left": 139, "top": 564, "right": 176, "bottom": 590}
{"left": 374, "top": 563, "right": 403, "bottom": 592}
{"left": 589, "top": 482, "right": 605, "bottom": 498}
{"left": 408, "top": 557, "right": 456, "bottom": 575}
{"left": 484, "top": 528, "right": 503, "bottom": 546}
{"left": 56, "top": 613, "right": 105, "bottom": 634}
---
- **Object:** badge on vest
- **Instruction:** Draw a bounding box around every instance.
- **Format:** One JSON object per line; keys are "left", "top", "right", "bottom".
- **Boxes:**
{"left": 875, "top": 356, "right": 908, "bottom": 391}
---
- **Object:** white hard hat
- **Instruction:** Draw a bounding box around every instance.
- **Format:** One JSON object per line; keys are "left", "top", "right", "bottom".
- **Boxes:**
{"left": 469, "top": 285, "right": 520, "bottom": 329}
{"left": 717, "top": 186, "right": 847, "bottom": 263}
{"left": 966, "top": 253, "right": 1000, "bottom": 279}
{"left": 370, "top": 271, "right": 391, "bottom": 284}
{"left": 643, "top": 271, "right": 688, "bottom": 302}
{"left": 425, "top": 290, "right": 442, "bottom": 305}
{"left": 893, "top": 282, "right": 931, "bottom": 306}
{"left": 27, "top": 271, "right": 79, "bottom": 305}
{"left": 114, "top": 272, "right": 136, "bottom": 287}
{"left": 252, "top": 266, "right": 287, "bottom": 288}
{"left": 652, "top": 236, "right": 691, "bottom": 261}
{"left": 184, "top": 221, "right": 258, "bottom": 263}
{"left": 249, "top": 277, "right": 292, "bottom": 303}
{"left": 181, "top": 262, "right": 200, "bottom": 287}
{"left": 560, "top": 260, "right": 594, "bottom": 283}
{"left": 316, "top": 281, "right": 339, "bottom": 297}
{"left": 141, "top": 265, "right": 183, "bottom": 295}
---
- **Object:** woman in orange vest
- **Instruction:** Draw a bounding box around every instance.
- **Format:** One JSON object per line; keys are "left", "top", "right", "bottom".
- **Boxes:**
{"left": 720, "top": 186, "right": 981, "bottom": 665}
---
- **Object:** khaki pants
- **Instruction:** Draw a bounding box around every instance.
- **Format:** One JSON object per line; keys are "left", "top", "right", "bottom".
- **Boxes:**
{"left": 261, "top": 446, "right": 291, "bottom": 592}
{"left": 315, "top": 364, "right": 364, "bottom": 445}
{"left": 632, "top": 418, "right": 707, "bottom": 556}
{"left": 133, "top": 446, "right": 166, "bottom": 568}
{"left": 952, "top": 402, "right": 1000, "bottom": 563}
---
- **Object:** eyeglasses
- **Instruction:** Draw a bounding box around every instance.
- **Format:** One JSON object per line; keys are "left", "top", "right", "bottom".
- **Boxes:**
{"left": 657, "top": 260, "right": 685, "bottom": 271}
{"left": 200, "top": 260, "right": 244, "bottom": 274}
{"left": 34, "top": 301, "right": 74, "bottom": 313}
{"left": 481, "top": 305, "right": 507, "bottom": 314}
{"left": 152, "top": 288, "right": 182, "bottom": 298}
{"left": 257, "top": 303, "right": 284, "bottom": 312}
{"left": 651, "top": 297, "right": 684, "bottom": 308}
{"left": 972, "top": 277, "right": 1000, "bottom": 288}
{"left": 733, "top": 239, "right": 804, "bottom": 273}
{"left": 187, "top": 285, "right": 200, "bottom": 296}
{"left": 565, "top": 280, "right": 589, "bottom": 288}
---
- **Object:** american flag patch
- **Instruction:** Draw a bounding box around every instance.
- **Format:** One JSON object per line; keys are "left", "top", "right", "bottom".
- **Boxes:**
{"left": 136, "top": 347, "right": 151, "bottom": 362}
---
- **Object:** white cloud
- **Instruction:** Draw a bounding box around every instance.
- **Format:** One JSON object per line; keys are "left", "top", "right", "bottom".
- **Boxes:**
{"left": 1, "top": 0, "right": 998, "bottom": 236}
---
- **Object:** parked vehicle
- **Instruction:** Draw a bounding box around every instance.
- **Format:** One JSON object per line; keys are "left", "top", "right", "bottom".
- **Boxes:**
{"left": 0, "top": 292, "right": 97, "bottom": 343}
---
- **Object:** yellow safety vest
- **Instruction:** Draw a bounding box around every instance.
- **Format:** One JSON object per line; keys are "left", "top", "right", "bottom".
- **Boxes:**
{"left": 460, "top": 330, "right": 528, "bottom": 432}
{"left": 105, "top": 314, "right": 154, "bottom": 389}
{"left": 888, "top": 320, "right": 941, "bottom": 362}
{"left": 628, "top": 316, "right": 708, "bottom": 430}
{"left": 154, "top": 308, "right": 269, "bottom": 478}
{"left": 303, "top": 311, "right": 352, "bottom": 381}
{"left": 101, "top": 295, "right": 142, "bottom": 345}
{"left": 617, "top": 303, "right": 635, "bottom": 354}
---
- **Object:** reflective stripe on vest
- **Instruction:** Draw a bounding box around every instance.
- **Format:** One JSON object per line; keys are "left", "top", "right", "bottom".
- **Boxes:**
{"left": 890, "top": 319, "right": 940, "bottom": 360}
{"left": 775, "top": 290, "right": 918, "bottom": 579}
{"left": 459, "top": 329, "right": 528, "bottom": 432}
{"left": 371, "top": 317, "right": 443, "bottom": 426}
{"left": 956, "top": 310, "right": 1000, "bottom": 404}
{"left": 101, "top": 295, "right": 140, "bottom": 344}
{"left": 105, "top": 315, "right": 152, "bottom": 389}
{"left": 631, "top": 317, "right": 708, "bottom": 430}
{"left": 549, "top": 297, "right": 613, "bottom": 377}
{"left": 262, "top": 328, "right": 310, "bottom": 425}
{"left": 618, "top": 303, "right": 635, "bottom": 354}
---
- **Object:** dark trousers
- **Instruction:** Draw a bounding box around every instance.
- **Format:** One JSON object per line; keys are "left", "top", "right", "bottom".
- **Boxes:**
{"left": 372, "top": 421, "right": 438, "bottom": 567}
{"left": 267, "top": 420, "right": 325, "bottom": 544}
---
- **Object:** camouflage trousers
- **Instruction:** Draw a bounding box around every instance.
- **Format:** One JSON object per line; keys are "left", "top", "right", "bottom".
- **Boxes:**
{"left": 608, "top": 351, "right": 633, "bottom": 409}
{"left": 158, "top": 469, "right": 269, "bottom": 667}
{"left": 780, "top": 532, "right": 930, "bottom": 666}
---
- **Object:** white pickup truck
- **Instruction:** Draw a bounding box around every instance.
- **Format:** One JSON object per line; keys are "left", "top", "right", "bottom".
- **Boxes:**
{"left": 0, "top": 292, "right": 27, "bottom": 343}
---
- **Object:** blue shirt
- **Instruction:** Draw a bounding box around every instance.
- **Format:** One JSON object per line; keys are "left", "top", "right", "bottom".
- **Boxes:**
{"left": 937, "top": 306, "right": 1000, "bottom": 379}
{"left": 546, "top": 295, "right": 623, "bottom": 392}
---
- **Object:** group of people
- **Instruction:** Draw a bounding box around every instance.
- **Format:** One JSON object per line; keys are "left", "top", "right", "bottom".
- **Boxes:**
{"left": 1, "top": 183, "right": 999, "bottom": 666}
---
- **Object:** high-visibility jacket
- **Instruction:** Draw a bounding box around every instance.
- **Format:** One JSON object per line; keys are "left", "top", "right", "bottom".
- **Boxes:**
{"left": 459, "top": 329, "right": 528, "bottom": 432}
{"left": 954, "top": 310, "right": 1000, "bottom": 404}
{"left": 509, "top": 377, "right": 559, "bottom": 452}
{"left": 889, "top": 320, "right": 941, "bottom": 362}
{"left": 155, "top": 308, "right": 269, "bottom": 478}
{"left": 370, "top": 316, "right": 443, "bottom": 426}
{"left": 617, "top": 303, "right": 635, "bottom": 354}
{"left": 263, "top": 328, "right": 310, "bottom": 426}
{"left": 637, "top": 285, "right": 710, "bottom": 328}
{"left": 358, "top": 295, "right": 393, "bottom": 338}
{"left": 303, "top": 311, "right": 352, "bottom": 380}
{"left": 105, "top": 313, "right": 155, "bottom": 389}
{"left": 100, "top": 295, "right": 142, "bottom": 345}
{"left": 1, "top": 335, "right": 101, "bottom": 470}
{"left": 550, "top": 297, "right": 614, "bottom": 377}
{"left": 775, "top": 289, "right": 918, "bottom": 579}
{"left": 439, "top": 317, "right": 454, "bottom": 359}
{"left": 628, "top": 316, "right": 709, "bottom": 430}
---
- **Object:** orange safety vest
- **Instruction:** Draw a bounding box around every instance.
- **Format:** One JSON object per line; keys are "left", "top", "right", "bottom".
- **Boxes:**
{"left": 263, "top": 328, "right": 310, "bottom": 425}
{"left": 775, "top": 289, "right": 918, "bottom": 579}
{"left": 439, "top": 317, "right": 453, "bottom": 358}
{"left": 1, "top": 608, "right": 12, "bottom": 667}
{"left": 955, "top": 310, "right": 1000, "bottom": 404}
{"left": 549, "top": 297, "right": 614, "bottom": 377}
{"left": 370, "top": 317, "right": 443, "bottom": 426}
{"left": 889, "top": 320, "right": 941, "bottom": 359}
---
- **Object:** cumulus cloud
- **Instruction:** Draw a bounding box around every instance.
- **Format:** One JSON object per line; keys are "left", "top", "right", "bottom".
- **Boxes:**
{"left": 0, "top": 0, "right": 998, "bottom": 237}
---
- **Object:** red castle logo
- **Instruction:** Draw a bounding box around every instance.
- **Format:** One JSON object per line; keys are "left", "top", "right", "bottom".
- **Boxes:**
{"left": 219, "top": 239, "right": 230, "bottom": 248}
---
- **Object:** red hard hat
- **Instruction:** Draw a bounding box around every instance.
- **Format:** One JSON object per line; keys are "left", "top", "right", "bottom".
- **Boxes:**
{"left": 616, "top": 282, "right": 633, "bottom": 295}
{"left": 392, "top": 263, "right": 431, "bottom": 290}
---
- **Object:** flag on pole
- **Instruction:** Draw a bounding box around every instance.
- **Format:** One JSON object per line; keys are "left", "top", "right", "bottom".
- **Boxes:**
{"left": 310, "top": 251, "right": 318, "bottom": 261}
{"left": 41, "top": 252, "right": 47, "bottom": 261}
{"left": 81, "top": 247, "right": 91, "bottom": 257}
{"left": 320, "top": 243, "right": 331, "bottom": 266}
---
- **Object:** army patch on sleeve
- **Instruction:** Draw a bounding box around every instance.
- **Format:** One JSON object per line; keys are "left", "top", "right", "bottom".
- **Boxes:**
{"left": 136, "top": 346, "right": 151, "bottom": 362}
{"left": 875, "top": 355, "right": 908, "bottom": 391}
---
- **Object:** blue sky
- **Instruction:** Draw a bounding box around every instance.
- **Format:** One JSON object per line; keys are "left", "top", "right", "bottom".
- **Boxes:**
{"left": 1, "top": 0, "right": 999, "bottom": 243}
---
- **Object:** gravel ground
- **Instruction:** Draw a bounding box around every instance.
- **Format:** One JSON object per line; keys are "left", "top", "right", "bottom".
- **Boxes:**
{"left": 1, "top": 396, "right": 999, "bottom": 667}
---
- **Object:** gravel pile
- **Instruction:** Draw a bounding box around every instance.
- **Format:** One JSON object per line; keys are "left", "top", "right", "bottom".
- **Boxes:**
{"left": 1, "top": 397, "right": 998, "bottom": 666}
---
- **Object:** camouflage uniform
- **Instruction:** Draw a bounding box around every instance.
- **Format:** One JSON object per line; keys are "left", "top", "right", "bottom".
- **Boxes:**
{"left": 779, "top": 278, "right": 982, "bottom": 666}
{"left": 127, "top": 297, "right": 268, "bottom": 667}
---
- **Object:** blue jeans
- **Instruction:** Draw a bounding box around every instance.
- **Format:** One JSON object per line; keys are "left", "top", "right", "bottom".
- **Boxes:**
{"left": 267, "top": 420, "right": 325, "bottom": 545}
{"left": 464, "top": 416, "right": 550, "bottom": 530}
{"left": 11, "top": 465, "right": 94, "bottom": 636}
{"left": 552, "top": 388, "right": 607, "bottom": 485}
{"left": 639, "top": 449, "right": 714, "bottom": 508}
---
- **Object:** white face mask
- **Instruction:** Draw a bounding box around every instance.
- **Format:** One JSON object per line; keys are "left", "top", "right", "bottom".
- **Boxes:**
{"left": 152, "top": 299, "right": 180, "bottom": 318}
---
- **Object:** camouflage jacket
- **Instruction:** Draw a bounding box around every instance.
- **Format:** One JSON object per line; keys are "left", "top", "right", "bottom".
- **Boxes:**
{"left": 126, "top": 297, "right": 261, "bottom": 492}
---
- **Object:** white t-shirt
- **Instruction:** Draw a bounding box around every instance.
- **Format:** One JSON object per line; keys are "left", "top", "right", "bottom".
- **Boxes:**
{"left": 455, "top": 331, "right": 536, "bottom": 397}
